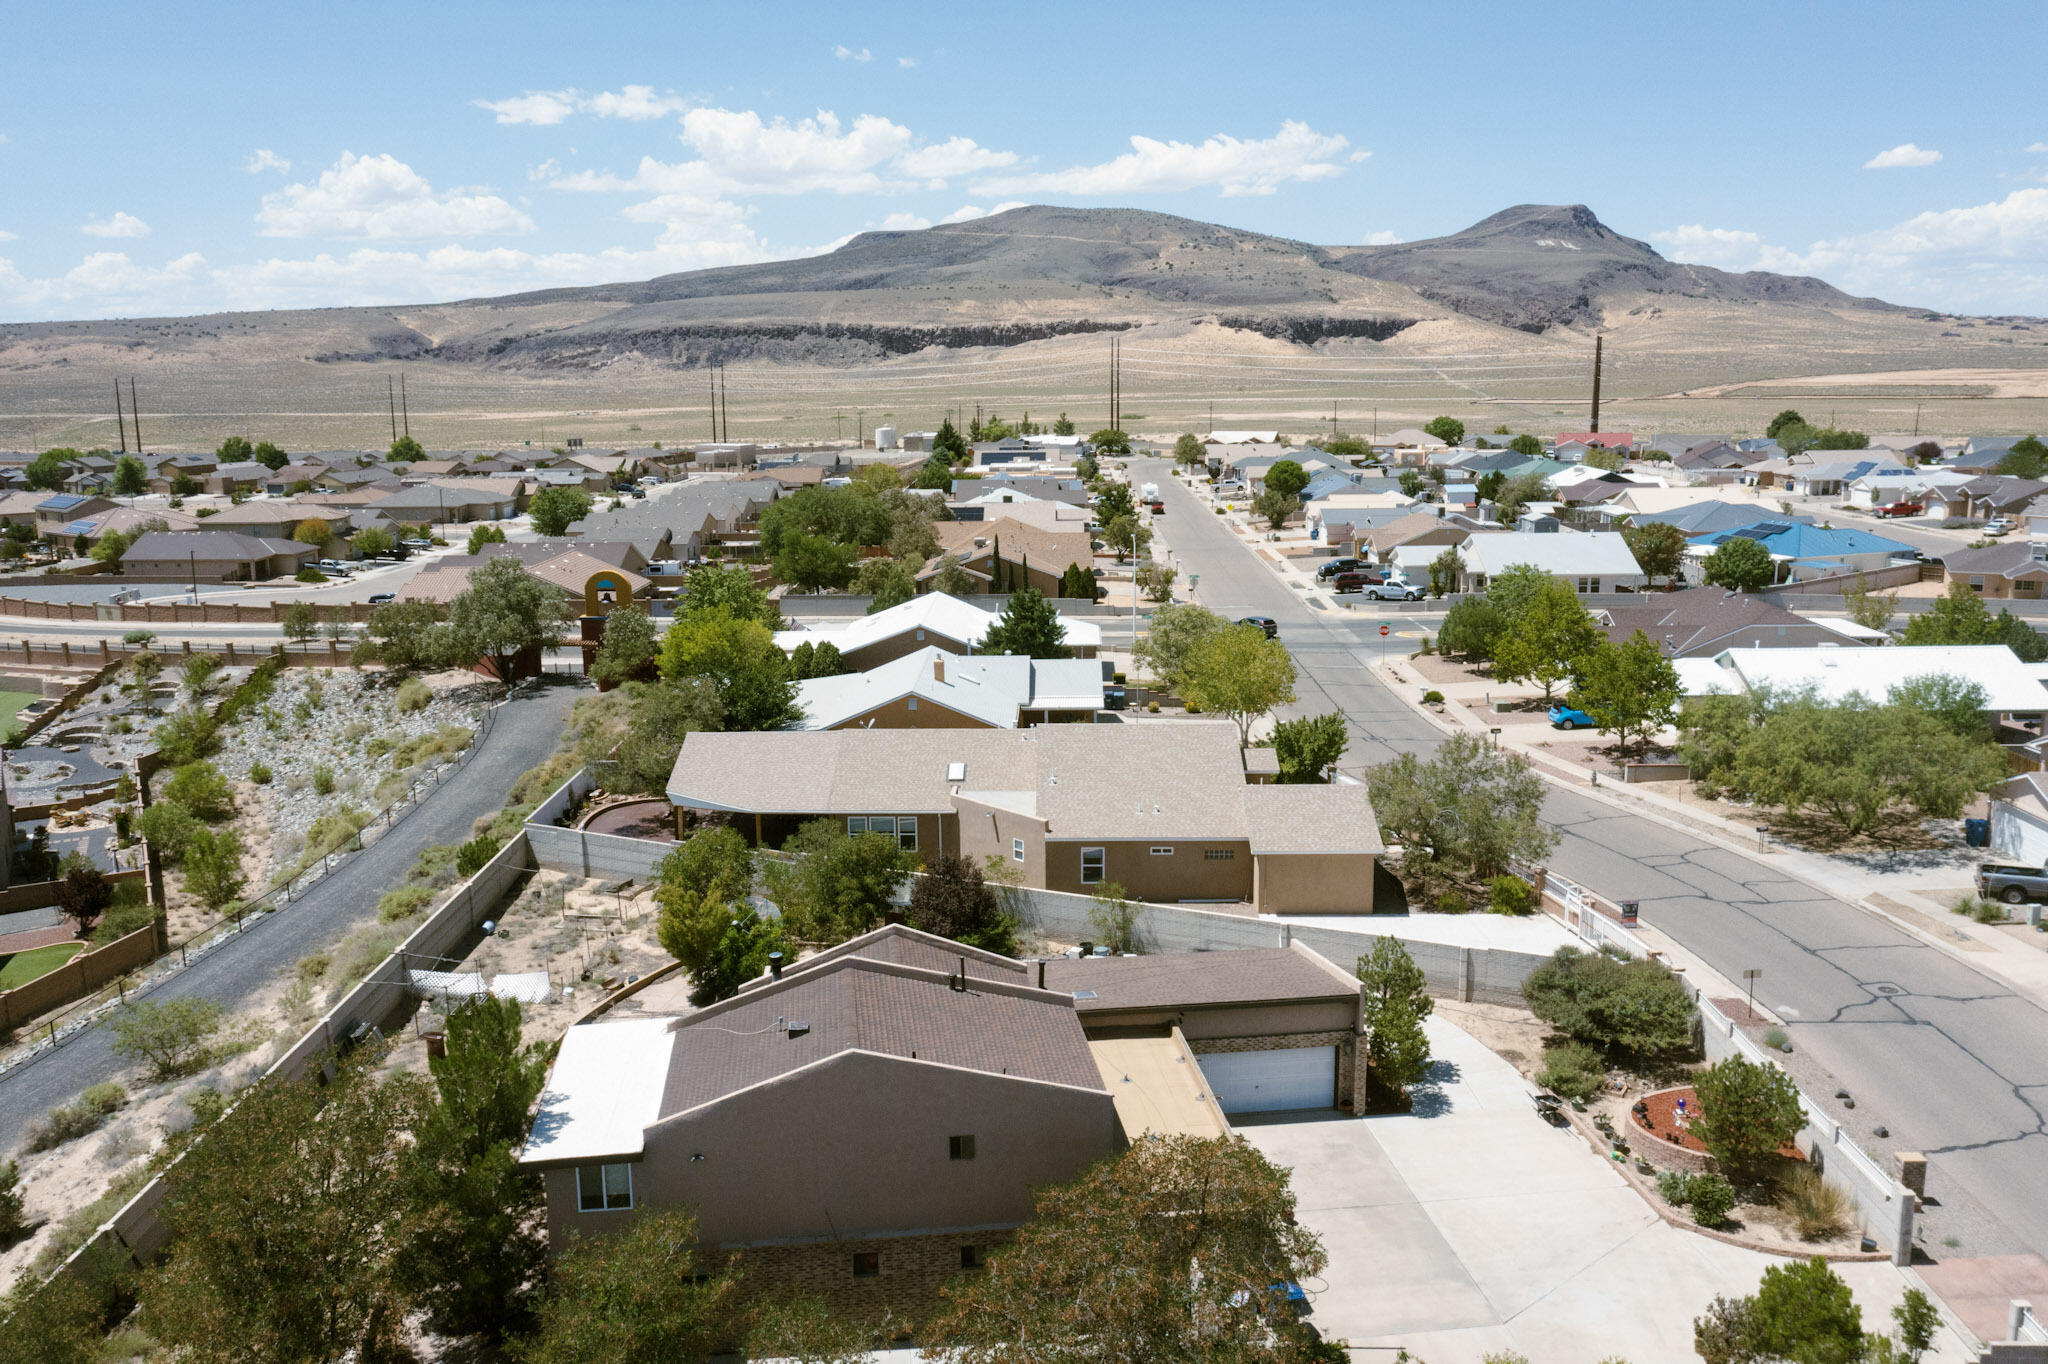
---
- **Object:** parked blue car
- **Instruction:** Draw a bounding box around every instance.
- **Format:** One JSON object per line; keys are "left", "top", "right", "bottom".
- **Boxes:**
{"left": 1549, "top": 704, "right": 1594, "bottom": 731}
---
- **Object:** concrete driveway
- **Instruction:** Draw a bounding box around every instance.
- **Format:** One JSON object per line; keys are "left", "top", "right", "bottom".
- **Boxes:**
{"left": 1237, "top": 1018, "right": 1968, "bottom": 1363}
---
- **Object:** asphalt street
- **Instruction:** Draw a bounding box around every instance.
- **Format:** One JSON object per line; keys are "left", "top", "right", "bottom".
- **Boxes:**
{"left": 0, "top": 682, "right": 576, "bottom": 1153}
{"left": 1139, "top": 455, "right": 2048, "bottom": 1259}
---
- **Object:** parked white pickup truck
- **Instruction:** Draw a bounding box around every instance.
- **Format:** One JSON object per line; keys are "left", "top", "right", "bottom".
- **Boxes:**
{"left": 1360, "top": 575, "right": 1424, "bottom": 601}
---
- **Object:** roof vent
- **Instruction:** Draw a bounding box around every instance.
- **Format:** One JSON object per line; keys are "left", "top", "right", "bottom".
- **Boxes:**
{"left": 946, "top": 761, "right": 966, "bottom": 782}
{"left": 1074, "top": 990, "right": 1097, "bottom": 1000}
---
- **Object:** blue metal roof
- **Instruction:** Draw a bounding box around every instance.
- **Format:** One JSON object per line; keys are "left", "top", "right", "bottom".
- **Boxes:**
{"left": 1688, "top": 521, "right": 1917, "bottom": 558}
{"left": 36, "top": 494, "right": 92, "bottom": 511}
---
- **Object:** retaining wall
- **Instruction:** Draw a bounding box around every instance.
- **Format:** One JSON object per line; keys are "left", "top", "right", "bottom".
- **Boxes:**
{"left": 522, "top": 769, "right": 674, "bottom": 882}
{"left": 0, "top": 639, "right": 356, "bottom": 670}
{"left": 0, "top": 596, "right": 381, "bottom": 625}
{"left": 0, "top": 909, "right": 163, "bottom": 1035}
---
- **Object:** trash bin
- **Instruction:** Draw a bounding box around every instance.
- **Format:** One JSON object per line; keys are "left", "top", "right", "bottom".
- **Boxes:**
{"left": 1964, "top": 818, "right": 1990, "bottom": 847}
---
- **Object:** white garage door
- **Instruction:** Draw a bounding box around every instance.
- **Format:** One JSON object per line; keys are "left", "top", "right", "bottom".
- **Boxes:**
{"left": 1198, "top": 1047, "right": 1336, "bottom": 1115}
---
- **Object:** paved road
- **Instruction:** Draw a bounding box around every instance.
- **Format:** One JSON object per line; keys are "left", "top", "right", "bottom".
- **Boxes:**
{"left": 1140, "top": 456, "right": 2048, "bottom": 1259}
{"left": 0, "top": 682, "right": 576, "bottom": 1153}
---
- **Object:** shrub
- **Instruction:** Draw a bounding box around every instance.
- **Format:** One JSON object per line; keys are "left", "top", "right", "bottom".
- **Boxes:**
{"left": 295, "top": 567, "right": 327, "bottom": 583}
{"left": 389, "top": 724, "right": 474, "bottom": 770}
{"left": 1489, "top": 874, "right": 1534, "bottom": 914}
{"left": 1657, "top": 1169, "right": 1699, "bottom": 1206}
{"left": 300, "top": 806, "right": 371, "bottom": 867}
{"left": 249, "top": 762, "right": 272, "bottom": 784}
{"left": 137, "top": 801, "right": 205, "bottom": 864}
{"left": 1433, "top": 890, "right": 1467, "bottom": 914}
{"left": 163, "top": 761, "right": 237, "bottom": 822}
{"left": 310, "top": 766, "right": 335, "bottom": 796}
{"left": 123, "top": 629, "right": 156, "bottom": 645}
{"left": 1146, "top": 700, "right": 1160, "bottom": 712}
{"left": 1779, "top": 1166, "right": 1850, "bottom": 1241}
{"left": 1422, "top": 689, "right": 1445, "bottom": 705}
{"left": 1536, "top": 1041, "right": 1604, "bottom": 1102}
{"left": 24, "top": 1082, "right": 127, "bottom": 1151}
{"left": 1688, "top": 1173, "right": 1737, "bottom": 1227}
{"left": 92, "top": 883, "right": 157, "bottom": 945}
{"left": 155, "top": 708, "right": 222, "bottom": 765}
{"left": 395, "top": 676, "right": 433, "bottom": 714}
{"left": 0, "top": 1159, "right": 21, "bottom": 1241}
{"left": 377, "top": 885, "right": 434, "bottom": 922}
{"left": 1762, "top": 1026, "right": 1790, "bottom": 1052}
{"left": 454, "top": 834, "right": 502, "bottom": 877}
{"left": 1692, "top": 1056, "right": 1805, "bottom": 1185}
{"left": 1523, "top": 946, "right": 1697, "bottom": 1058}
{"left": 108, "top": 998, "right": 223, "bottom": 1081}
{"left": 1951, "top": 895, "right": 2008, "bottom": 924}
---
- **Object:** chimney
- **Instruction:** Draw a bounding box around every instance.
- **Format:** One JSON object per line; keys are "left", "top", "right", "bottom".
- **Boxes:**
{"left": 934, "top": 655, "right": 946, "bottom": 683}
{"left": 768, "top": 951, "right": 784, "bottom": 979}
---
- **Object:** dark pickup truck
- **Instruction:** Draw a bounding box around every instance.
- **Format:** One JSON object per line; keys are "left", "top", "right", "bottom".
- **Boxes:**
{"left": 1977, "top": 863, "right": 2048, "bottom": 904}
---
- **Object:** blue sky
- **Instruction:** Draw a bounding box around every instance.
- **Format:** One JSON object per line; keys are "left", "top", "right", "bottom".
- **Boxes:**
{"left": 6, "top": 0, "right": 2048, "bottom": 320}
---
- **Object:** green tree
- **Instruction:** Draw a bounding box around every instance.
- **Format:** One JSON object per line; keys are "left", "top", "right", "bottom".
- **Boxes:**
{"left": 1845, "top": 577, "right": 1897, "bottom": 633}
{"left": 907, "top": 853, "right": 1018, "bottom": 954}
{"left": 1398, "top": 470, "right": 1426, "bottom": 498}
{"left": 1356, "top": 937, "right": 1433, "bottom": 1102}
{"left": 388, "top": 434, "right": 425, "bottom": 463}
{"left": 1424, "top": 416, "right": 1466, "bottom": 447}
{"left": 757, "top": 486, "right": 892, "bottom": 557}
{"left": 216, "top": 435, "right": 252, "bottom": 463}
{"left": 1102, "top": 511, "right": 1152, "bottom": 563}
{"left": 1812, "top": 427, "right": 1869, "bottom": 451}
{"left": 612, "top": 677, "right": 725, "bottom": 795}
{"left": 1059, "top": 561, "right": 1097, "bottom": 600}
{"left": 466, "top": 523, "right": 507, "bottom": 554}
{"left": 747, "top": 1293, "right": 881, "bottom": 1364}
{"left": 1271, "top": 712, "right": 1348, "bottom": 783}
{"left": 1133, "top": 602, "right": 1225, "bottom": 691}
{"left": 252, "top": 440, "right": 288, "bottom": 470}
{"left": 1089, "top": 427, "right": 1132, "bottom": 455}
{"left": 399, "top": 996, "right": 551, "bottom": 1341}
{"left": 1623, "top": 521, "right": 1688, "bottom": 586}
{"left": 292, "top": 518, "right": 332, "bottom": 551}
{"left": 1475, "top": 469, "right": 1506, "bottom": 504}
{"left": 1572, "top": 630, "right": 1680, "bottom": 757}
{"left": 654, "top": 826, "right": 759, "bottom": 976}
{"left": 590, "top": 605, "right": 659, "bottom": 686}
{"left": 931, "top": 557, "right": 979, "bottom": 595}
{"left": 1490, "top": 575, "right": 1601, "bottom": 702}
{"left": 914, "top": 455, "right": 956, "bottom": 489}
{"left": 90, "top": 528, "right": 132, "bottom": 570}
{"left": 1508, "top": 432, "right": 1544, "bottom": 457}
{"left": 137, "top": 801, "right": 205, "bottom": 864}
{"left": 1252, "top": 489, "right": 1301, "bottom": 531}
{"left": 1583, "top": 446, "right": 1625, "bottom": 471}
{"left": 280, "top": 600, "right": 320, "bottom": 649}
{"left": 1997, "top": 434, "right": 2048, "bottom": 479}
{"left": 1703, "top": 535, "right": 1775, "bottom": 592}
{"left": 1491, "top": 471, "right": 1551, "bottom": 525}
{"left": 113, "top": 453, "right": 148, "bottom": 495}
{"left": 1173, "top": 432, "right": 1206, "bottom": 469}
{"left": 351, "top": 525, "right": 396, "bottom": 559}
{"left": 676, "top": 561, "right": 781, "bottom": 628}
{"left": 764, "top": 818, "right": 918, "bottom": 943}
{"left": 445, "top": 557, "right": 572, "bottom": 684}
{"left": 355, "top": 599, "right": 451, "bottom": 674}
{"left": 528, "top": 486, "right": 594, "bottom": 536}
{"left": 110, "top": 997, "right": 223, "bottom": 1080}
{"left": 932, "top": 417, "right": 969, "bottom": 464}
{"left": 659, "top": 614, "right": 800, "bottom": 730}
{"left": 184, "top": 827, "right": 247, "bottom": 913}
{"left": 1263, "top": 459, "right": 1310, "bottom": 499}
{"left": 1052, "top": 412, "right": 1076, "bottom": 437}
{"left": 1776, "top": 422, "right": 1824, "bottom": 457}
{"left": 1136, "top": 559, "right": 1177, "bottom": 603}
{"left": 690, "top": 908, "right": 791, "bottom": 1005}
{"left": 773, "top": 532, "right": 857, "bottom": 592}
{"left": 1903, "top": 579, "right": 2048, "bottom": 660}
{"left": 855, "top": 556, "right": 917, "bottom": 611}
{"left": 978, "top": 586, "right": 1069, "bottom": 658}
{"left": 522, "top": 1207, "right": 743, "bottom": 1362}
{"left": 1181, "top": 623, "right": 1298, "bottom": 748}
{"left": 1437, "top": 596, "right": 1503, "bottom": 661}
{"left": 1522, "top": 946, "right": 1696, "bottom": 1058}
{"left": 1695, "top": 1258, "right": 1867, "bottom": 1364}
{"left": 922, "top": 1135, "right": 1327, "bottom": 1364}
{"left": 1691, "top": 1055, "right": 1805, "bottom": 1185}
{"left": 164, "top": 760, "right": 237, "bottom": 821}
{"left": 1765, "top": 409, "right": 1806, "bottom": 440}
{"left": 1427, "top": 546, "right": 1464, "bottom": 598}
{"left": 1893, "top": 1288, "right": 1939, "bottom": 1362}
{"left": 25, "top": 448, "right": 73, "bottom": 491}
{"left": 1367, "top": 733, "right": 1557, "bottom": 887}
{"left": 0, "top": 1248, "right": 118, "bottom": 1364}
{"left": 1887, "top": 672, "right": 1989, "bottom": 740}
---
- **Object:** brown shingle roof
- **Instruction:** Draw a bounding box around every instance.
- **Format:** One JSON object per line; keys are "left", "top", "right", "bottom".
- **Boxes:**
{"left": 751, "top": 924, "right": 1030, "bottom": 991}
{"left": 935, "top": 517, "right": 1095, "bottom": 572}
{"left": 1042, "top": 945, "right": 1358, "bottom": 1013}
{"left": 658, "top": 958, "right": 1101, "bottom": 1117}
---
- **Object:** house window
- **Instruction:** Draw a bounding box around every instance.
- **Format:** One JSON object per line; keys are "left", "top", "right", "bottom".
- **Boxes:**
{"left": 950, "top": 1134, "right": 976, "bottom": 1160}
{"left": 1080, "top": 848, "right": 1106, "bottom": 884}
{"left": 852, "top": 1252, "right": 880, "bottom": 1278}
{"left": 1203, "top": 849, "right": 1236, "bottom": 862}
{"left": 960, "top": 1245, "right": 986, "bottom": 1270}
{"left": 1012, "top": 838, "right": 1025, "bottom": 862}
{"left": 1970, "top": 576, "right": 1986, "bottom": 593}
{"left": 916, "top": 629, "right": 925, "bottom": 640}
{"left": 908, "top": 698, "right": 919, "bottom": 711}
{"left": 849, "top": 816, "right": 917, "bottom": 851}
{"left": 576, "top": 1162, "right": 633, "bottom": 1212}
{"left": 1150, "top": 846, "right": 1174, "bottom": 856}
{"left": 1575, "top": 576, "right": 1601, "bottom": 594}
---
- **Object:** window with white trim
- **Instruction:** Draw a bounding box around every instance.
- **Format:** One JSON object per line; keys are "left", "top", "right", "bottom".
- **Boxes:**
{"left": 908, "top": 697, "right": 919, "bottom": 711}
{"left": 1150, "top": 846, "right": 1174, "bottom": 856}
{"left": 1080, "top": 847, "right": 1106, "bottom": 884}
{"left": 847, "top": 816, "right": 918, "bottom": 851}
{"left": 1012, "top": 838, "right": 1025, "bottom": 862}
{"left": 576, "top": 1162, "right": 633, "bottom": 1212}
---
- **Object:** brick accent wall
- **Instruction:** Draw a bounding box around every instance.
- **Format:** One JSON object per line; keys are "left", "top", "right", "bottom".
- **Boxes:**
{"left": 1186, "top": 1030, "right": 1360, "bottom": 1111}
{"left": 727, "top": 1228, "right": 1017, "bottom": 1327}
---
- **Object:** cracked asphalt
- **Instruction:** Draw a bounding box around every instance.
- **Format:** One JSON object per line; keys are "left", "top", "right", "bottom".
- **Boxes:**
{"left": 1143, "top": 456, "right": 2048, "bottom": 1258}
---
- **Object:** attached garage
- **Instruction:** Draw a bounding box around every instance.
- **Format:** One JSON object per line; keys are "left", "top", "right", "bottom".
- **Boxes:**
{"left": 1198, "top": 1046, "right": 1338, "bottom": 1114}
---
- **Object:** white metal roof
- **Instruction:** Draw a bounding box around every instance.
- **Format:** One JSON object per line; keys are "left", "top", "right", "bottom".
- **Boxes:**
{"left": 1712, "top": 644, "right": 2048, "bottom": 712}
{"left": 519, "top": 1016, "right": 676, "bottom": 1166}
{"left": 774, "top": 591, "right": 1102, "bottom": 654}
{"left": 793, "top": 647, "right": 1103, "bottom": 729}
{"left": 1460, "top": 530, "right": 1645, "bottom": 578}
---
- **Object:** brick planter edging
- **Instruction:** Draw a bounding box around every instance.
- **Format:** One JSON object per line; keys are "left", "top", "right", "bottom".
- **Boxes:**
{"left": 1629, "top": 1085, "right": 1716, "bottom": 1175}
{"left": 1556, "top": 1104, "right": 1888, "bottom": 1262}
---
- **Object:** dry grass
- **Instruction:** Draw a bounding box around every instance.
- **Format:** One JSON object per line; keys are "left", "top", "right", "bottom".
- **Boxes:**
{"left": 1779, "top": 1166, "right": 1853, "bottom": 1241}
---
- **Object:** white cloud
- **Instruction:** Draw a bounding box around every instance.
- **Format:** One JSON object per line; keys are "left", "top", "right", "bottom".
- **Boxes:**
{"left": 894, "top": 136, "right": 1019, "bottom": 182}
{"left": 256, "top": 152, "right": 534, "bottom": 239}
{"left": 245, "top": 148, "right": 291, "bottom": 174}
{"left": 897, "top": 56, "right": 917, "bottom": 68}
{"left": 833, "top": 45, "right": 872, "bottom": 62}
{"left": 584, "top": 86, "right": 691, "bottom": 120}
{"left": 475, "top": 87, "right": 688, "bottom": 125}
{"left": 1864, "top": 142, "right": 1942, "bottom": 169}
{"left": 82, "top": 212, "right": 150, "bottom": 239}
{"left": 2030, "top": 142, "right": 2048, "bottom": 154}
{"left": 972, "top": 120, "right": 1353, "bottom": 197}
{"left": 476, "top": 90, "right": 582, "bottom": 126}
{"left": 874, "top": 211, "right": 930, "bottom": 230}
{"left": 1360, "top": 229, "right": 1400, "bottom": 245}
{"left": 0, "top": 229, "right": 18, "bottom": 243}
{"left": 939, "top": 202, "right": 1025, "bottom": 224}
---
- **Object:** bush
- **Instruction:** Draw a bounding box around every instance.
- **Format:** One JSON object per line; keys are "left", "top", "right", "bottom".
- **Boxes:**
{"left": 108, "top": 998, "right": 223, "bottom": 1081}
{"left": 163, "top": 761, "right": 236, "bottom": 821}
{"left": 310, "top": 766, "right": 335, "bottom": 796}
{"left": 1422, "top": 689, "right": 1445, "bottom": 705}
{"left": 1762, "top": 1026, "right": 1790, "bottom": 1052}
{"left": 1536, "top": 1041, "right": 1604, "bottom": 1102}
{"left": 1433, "top": 890, "right": 1468, "bottom": 914}
{"left": 1779, "top": 1166, "right": 1850, "bottom": 1241}
{"left": 123, "top": 629, "right": 156, "bottom": 645}
{"left": 301, "top": 806, "right": 371, "bottom": 864}
{"left": 295, "top": 567, "right": 327, "bottom": 583}
{"left": 395, "top": 676, "right": 433, "bottom": 714}
{"left": 1951, "top": 895, "right": 2008, "bottom": 924}
{"left": 91, "top": 883, "right": 156, "bottom": 945}
{"left": 1657, "top": 1169, "right": 1699, "bottom": 1206}
{"left": 1523, "top": 946, "right": 1697, "bottom": 1058}
{"left": 377, "top": 885, "right": 434, "bottom": 922}
{"left": 155, "top": 708, "right": 222, "bottom": 765}
{"left": 1489, "top": 874, "right": 1534, "bottom": 914}
{"left": 1146, "top": 700, "right": 1160, "bottom": 713}
{"left": 454, "top": 834, "right": 502, "bottom": 876}
{"left": 0, "top": 1159, "right": 21, "bottom": 1241}
{"left": 249, "top": 762, "right": 272, "bottom": 784}
{"left": 1688, "top": 1173, "right": 1737, "bottom": 1227}
{"left": 1692, "top": 1056, "right": 1805, "bottom": 1185}
{"left": 24, "top": 1082, "right": 128, "bottom": 1152}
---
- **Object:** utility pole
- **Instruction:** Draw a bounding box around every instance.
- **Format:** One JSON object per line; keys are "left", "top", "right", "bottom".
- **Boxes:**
{"left": 1913, "top": 403, "right": 1922, "bottom": 437}
{"left": 719, "top": 366, "right": 729, "bottom": 442}
{"left": 1589, "top": 335, "right": 1603, "bottom": 434}
{"left": 130, "top": 378, "right": 142, "bottom": 452}
{"left": 387, "top": 375, "right": 398, "bottom": 444}
{"left": 113, "top": 379, "right": 127, "bottom": 453}
{"left": 709, "top": 368, "right": 718, "bottom": 442}
{"left": 400, "top": 373, "right": 410, "bottom": 439}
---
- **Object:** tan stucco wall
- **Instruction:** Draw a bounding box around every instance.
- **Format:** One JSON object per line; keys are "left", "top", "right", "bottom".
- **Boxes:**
{"left": 826, "top": 694, "right": 1000, "bottom": 730}
{"left": 543, "top": 1051, "right": 1117, "bottom": 1251}
{"left": 1042, "top": 839, "right": 1254, "bottom": 903}
{"left": 1253, "top": 853, "right": 1377, "bottom": 914}
{"left": 953, "top": 798, "right": 1047, "bottom": 886}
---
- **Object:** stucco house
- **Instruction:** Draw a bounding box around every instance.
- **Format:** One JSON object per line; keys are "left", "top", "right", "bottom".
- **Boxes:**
{"left": 1456, "top": 530, "right": 1647, "bottom": 594}
{"left": 665, "top": 724, "right": 1383, "bottom": 913}
{"left": 120, "top": 530, "right": 316, "bottom": 581}
{"left": 773, "top": 593, "right": 1102, "bottom": 669}
{"left": 793, "top": 648, "right": 1104, "bottom": 729}
{"left": 923, "top": 518, "right": 1096, "bottom": 598}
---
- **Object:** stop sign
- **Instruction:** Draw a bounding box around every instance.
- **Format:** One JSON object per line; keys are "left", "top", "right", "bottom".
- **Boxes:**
{"left": 1379, "top": 624, "right": 1390, "bottom": 637}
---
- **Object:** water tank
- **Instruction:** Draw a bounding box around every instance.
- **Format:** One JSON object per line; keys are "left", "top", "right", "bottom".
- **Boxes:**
{"left": 874, "top": 425, "right": 899, "bottom": 450}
